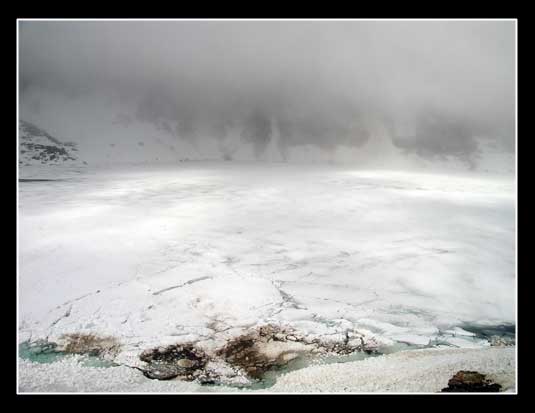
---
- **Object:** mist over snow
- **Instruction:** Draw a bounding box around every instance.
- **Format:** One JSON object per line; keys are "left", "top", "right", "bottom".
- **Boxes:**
{"left": 17, "top": 20, "right": 516, "bottom": 392}
{"left": 19, "top": 20, "right": 515, "bottom": 170}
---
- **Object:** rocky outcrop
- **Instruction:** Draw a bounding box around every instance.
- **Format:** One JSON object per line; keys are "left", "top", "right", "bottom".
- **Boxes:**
{"left": 22, "top": 324, "right": 381, "bottom": 386}
{"left": 136, "top": 324, "right": 378, "bottom": 384}
{"left": 216, "top": 326, "right": 313, "bottom": 379}
{"left": 441, "top": 370, "right": 502, "bottom": 392}
{"left": 19, "top": 120, "right": 79, "bottom": 165}
{"left": 139, "top": 344, "right": 208, "bottom": 381}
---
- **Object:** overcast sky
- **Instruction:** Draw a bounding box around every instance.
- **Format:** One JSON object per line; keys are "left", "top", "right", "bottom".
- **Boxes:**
{"left": 19, "top": 20, "right": 516, "bottom": 158}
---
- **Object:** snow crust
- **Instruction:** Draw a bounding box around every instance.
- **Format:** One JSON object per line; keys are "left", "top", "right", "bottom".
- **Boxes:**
{"left": 18, "top": 347, "right": 515, "bottom": 393}
{"left": 267, "top": 346, "right": 515, "bottom": 393}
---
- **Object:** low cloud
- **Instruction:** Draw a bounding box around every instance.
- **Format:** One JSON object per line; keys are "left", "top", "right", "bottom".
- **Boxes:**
{"left": 19, "top": 20, "right": 516, "bottom": 161}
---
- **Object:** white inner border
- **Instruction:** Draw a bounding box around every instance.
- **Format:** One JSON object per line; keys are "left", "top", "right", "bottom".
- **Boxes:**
{"left": 15, "top": 17, "right": 518, "bottom": 396}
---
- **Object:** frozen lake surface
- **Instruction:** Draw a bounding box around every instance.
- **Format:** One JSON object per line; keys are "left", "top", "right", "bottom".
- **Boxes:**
{"left": 18, "top": 162, "right": 515, "bottom": 389}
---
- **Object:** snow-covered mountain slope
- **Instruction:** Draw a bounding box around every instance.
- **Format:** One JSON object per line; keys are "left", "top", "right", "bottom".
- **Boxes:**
{"left": 19, "top": 120, "right": 81, "bottom": 166}
{"left": 19, "top": 92, "right": 201, "bottom": 167}
{"left": 19, "top": 91, "right": 515, "bottom": 171}
{"left": 18, "top": 116, "right": 515, "bottom": 176}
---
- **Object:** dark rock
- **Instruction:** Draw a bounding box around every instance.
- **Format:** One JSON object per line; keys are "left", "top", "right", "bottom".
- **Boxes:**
{"left": 441, "top": 370, "right": 502, "bottom": 392}
{"left": 142, "top": 362, "right": 181, "bottom": 380}
{"left": 139, "top": 343, "right": 208, "bottom": 381}
{"left": 137, "top": 324, "right": 373, "bottom": 384}
{"left": 216, "top": 325, "right": 311, "bottom": 379}
{"left": 216, "top": 332, "right": 278, "bottom": 379}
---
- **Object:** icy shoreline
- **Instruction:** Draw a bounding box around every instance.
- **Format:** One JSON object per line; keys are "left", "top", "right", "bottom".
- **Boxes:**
{"left": 17, "top": 321, "right": 514, "bottom": 389}
{"left": 18, "top": 346, "right": 515, "bottom": 393}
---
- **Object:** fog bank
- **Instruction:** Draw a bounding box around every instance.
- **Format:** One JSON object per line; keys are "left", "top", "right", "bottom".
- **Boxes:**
{"left": 19, "top": 20, "right": 516, "bottom": 164}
